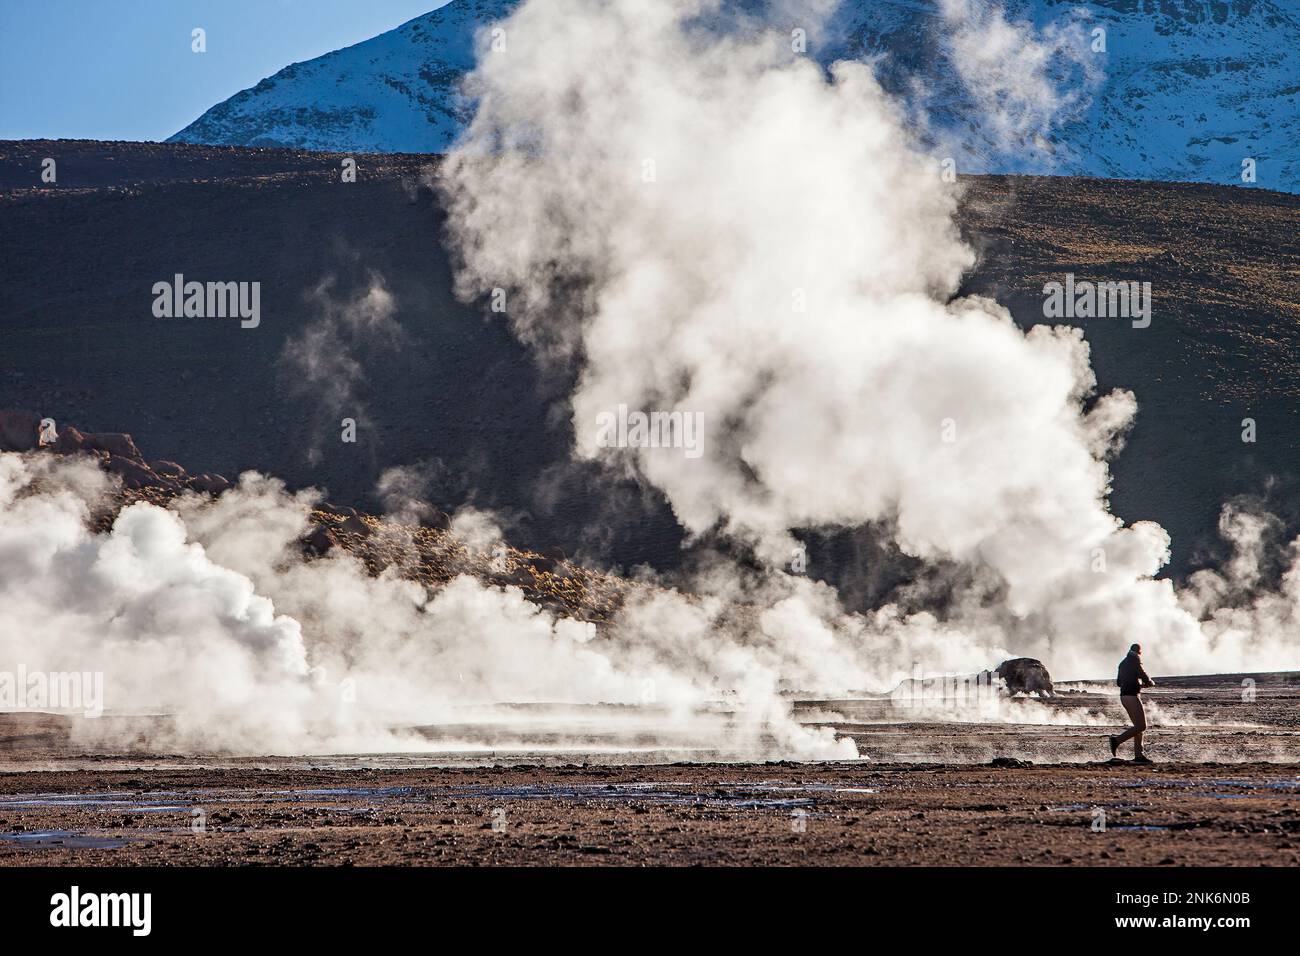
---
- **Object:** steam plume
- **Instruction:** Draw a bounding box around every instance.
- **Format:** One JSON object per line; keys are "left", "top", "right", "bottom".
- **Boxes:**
{"left": 1, "top": 1, "right": 1294, "bottom": 762}
{"left": 438, "top": 0, "right": 1297, "bottom": 681}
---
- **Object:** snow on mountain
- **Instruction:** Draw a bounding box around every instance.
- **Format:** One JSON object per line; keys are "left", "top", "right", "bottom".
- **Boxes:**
{"left": 168, "top": 0, "right": 502, "bottom": 154}
{"left": 168, "top": 0, "right": 1299, "bottom": 192}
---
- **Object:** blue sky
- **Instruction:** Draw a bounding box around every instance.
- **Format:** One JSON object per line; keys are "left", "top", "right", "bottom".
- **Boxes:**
{"left": 0, "top": 0, "right": 448, "bottom": 141}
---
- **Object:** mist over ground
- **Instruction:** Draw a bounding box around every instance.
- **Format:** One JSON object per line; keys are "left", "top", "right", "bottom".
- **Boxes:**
{"left": 0, "top": 0, "right": 1296, "bottom": 759}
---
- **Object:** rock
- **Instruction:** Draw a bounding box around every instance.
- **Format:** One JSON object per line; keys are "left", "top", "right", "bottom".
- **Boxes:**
{"left": 188, "top": 473, "right": 231, "bottom": 495}
{"left": 319, "top": 502, "right": 357, "bottom": 518}
{"left": 303, "top": 524, "right": 337, "bottom": 555}
{"left": 526, "top": 554, "right": 559, "bottom": 575}
{"left": 51, "top": 425, "right": 89, "bottom": 455}
{"left": 339, "top": 515, "right": 373, "bottom": 538}
{"left": 81, "top": 431, "right": 144, "bottom": 461}
{"left": 150, "top": 459, "right": 187, "bottom": 478}
{"left": 994, "top": 658, "right": 1055, "bottom": 696}
{"left": 420, "top": 509, "right": 451, "bottom": 531}
{"left": 0, "top": 410, "right": 41, "bottom": 451}
{"left": 505, "top": 566, "right": 534, "bottom": 586}
{"left": 106, "top": 456, "right": 178, "bottom": 491}
{"left": 989, "top": 757, "right": 1034, "bottom": 768}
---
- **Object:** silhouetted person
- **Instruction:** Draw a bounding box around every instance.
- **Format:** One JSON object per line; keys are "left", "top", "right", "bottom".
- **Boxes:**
{"left": 1109, "top": 643, "right": 1155, "bottom": 762}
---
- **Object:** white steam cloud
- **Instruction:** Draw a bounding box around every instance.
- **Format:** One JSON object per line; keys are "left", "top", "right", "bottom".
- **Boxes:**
{"left": 0, "top": 454, "right": 854, "bottom": 757}
{"left": 282, "top": 272, "right": 402, "bottom": 463}
{"left": 439, "top": 0, "right": 1296, "bottom": 681}
{"left": 0, "top": 1, "right": 1293, "bottom": 762}
{"left": 937, "top": 0, "right": 1099, "bottom": 155}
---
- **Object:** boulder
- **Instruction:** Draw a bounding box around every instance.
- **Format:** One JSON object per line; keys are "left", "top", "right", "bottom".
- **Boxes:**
{"left": 0, "top": 410, "right": 41, "bottom": 451}
{"left": 188, "top": 473, "right": 231, "bottom": 495}
{"left": 989, "top": 756, "right": 1034, "bottom": 768}
{"left": 994, "top": 658, "right": 1055, "bottom": 696}
{"left": 339, "top": 515, "right": 373, "bottom": 538}
{"left": 419, "top": 509, "right": 452, "bottom": 531}
{"left": 303, "top": 524, "right": 337, "bottom": 555}
{"left": 505, "top": 565, "right": 535, "bottom": 586}
{"left": 2, "top": 412, "right": 234, "bottom": 500}
{"left": 106, "top": 456, "right": 178, "bottom": 491}
{"left": 51, "top": 425, "right": 89, "bottom": 455}
{"left": 81, "top": 431, "right": 144, "bottom": 461}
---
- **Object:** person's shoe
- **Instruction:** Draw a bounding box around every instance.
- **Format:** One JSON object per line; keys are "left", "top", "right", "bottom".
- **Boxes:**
{"left": 1108, "top": 735, "right": 1119, "bottom": 757}
{"left": 1132, "top": 754, "right": 1153, "bottom": 764}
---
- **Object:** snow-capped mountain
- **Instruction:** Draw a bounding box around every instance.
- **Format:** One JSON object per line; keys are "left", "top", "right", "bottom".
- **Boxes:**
{"left": 169, "top": 0, "right": 1299, "bottom": 192}
{"left": 169, "top": 0, "right": 502, "bottom": 155}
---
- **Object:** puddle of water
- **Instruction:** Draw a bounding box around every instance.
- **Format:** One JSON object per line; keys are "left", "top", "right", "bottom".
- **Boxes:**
{"left": 1151, "top": 778, "right": 1293, "bottom": 790}
{"left": 1188, "top": 792, "right": 1256, "bottom": 799}
{"left": 263, "top": 787, "right": 415, "bottom": 799}
{"left": 1109, "top": 825, "right": 1169, "bottom": 831}
{"left": 0, "top": 787, "right": 421, "bottom": 814}
{"left": 128, "top": 806, "right": 189, "bottom": 813}
{"left": 1117, "top": 777, "right": 1300, "bottom": 797}
{"left": 0, "top": 791, "right": 193, "bottom": 811}
{"left": 0, "top": 830, "right": 126, "bottom": 849}
{"left": 0, "top": 780, "right": 871, "bottom": 817}
{"left": 1, "top": 793, "right": 147, "bottom": 808}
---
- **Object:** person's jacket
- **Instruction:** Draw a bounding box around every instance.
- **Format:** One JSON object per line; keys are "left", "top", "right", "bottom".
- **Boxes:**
{"left": 1116, "top": 653, "right": 1152, "bottom": 696}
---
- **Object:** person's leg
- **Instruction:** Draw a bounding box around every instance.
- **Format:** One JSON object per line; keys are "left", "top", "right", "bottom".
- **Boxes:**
{"left": 1115, "top": 696, "right": 1141, "bottom": 746}
{"left": 1114, "top": 713, "right": 1131, "bottom": 746}
{"left": 1120, "top": 695, "right": 1147, "bottom": 759}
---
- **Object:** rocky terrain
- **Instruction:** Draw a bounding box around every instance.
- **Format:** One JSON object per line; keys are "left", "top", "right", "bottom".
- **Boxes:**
{"left": 2, "top": 756, "right": 1297, "bottom": 866}
{"left": 0, "top": 409, "right": 638, "bottom": 624}
{"left": 5, "top": 664, "right": 1297, "bottom": 866}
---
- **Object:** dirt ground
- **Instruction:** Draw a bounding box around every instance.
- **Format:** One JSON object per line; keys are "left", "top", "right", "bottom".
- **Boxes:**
{"left": 1, "top": 673, "right": 1296, "bottom": 866}
{"left": 0, "top": 760, "right": 1297, "bottom": 867}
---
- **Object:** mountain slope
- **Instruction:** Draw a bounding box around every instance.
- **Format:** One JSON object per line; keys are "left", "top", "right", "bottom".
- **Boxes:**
{"left": 169, "top": 0, "right": 502, "bottom": 153}
{"left": 168, "top": 0, "right": 1300, "bottom": 191}
{"left": 3, "top": 141, "right": 1297, "bottom": 587}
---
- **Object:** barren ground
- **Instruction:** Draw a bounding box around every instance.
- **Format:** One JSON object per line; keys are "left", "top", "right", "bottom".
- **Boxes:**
{"left": 2, "top": 674, "right": 1296, "bottom": 866}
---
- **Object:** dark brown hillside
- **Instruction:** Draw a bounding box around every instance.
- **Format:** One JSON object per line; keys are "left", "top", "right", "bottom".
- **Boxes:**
{"left": 1, "top": 140, "right": 1296, "bottom": 586}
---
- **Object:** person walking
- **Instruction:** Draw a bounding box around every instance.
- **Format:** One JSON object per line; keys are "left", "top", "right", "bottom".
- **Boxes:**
{"left": 1109, "top": 643, "right": 1155, "bottom": 762}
